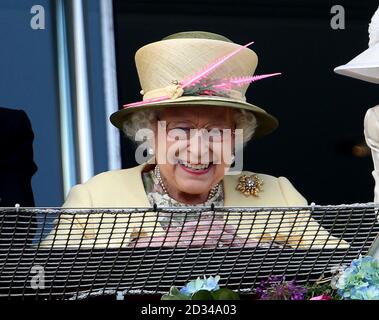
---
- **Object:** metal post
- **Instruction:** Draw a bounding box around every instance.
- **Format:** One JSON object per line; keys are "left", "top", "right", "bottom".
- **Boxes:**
{"left": 56, "top": 0, "right": 77, "bottom": 197}
{"left": 100, "top": 0, "right": 121, "bottom": 170}
{"left": 69, "top": 0, "right": 94, "bottom": 183}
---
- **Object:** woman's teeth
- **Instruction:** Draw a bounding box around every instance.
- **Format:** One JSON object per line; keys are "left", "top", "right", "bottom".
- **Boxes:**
{"left": 178, "top": 160, "right": 211, "bottom": 170}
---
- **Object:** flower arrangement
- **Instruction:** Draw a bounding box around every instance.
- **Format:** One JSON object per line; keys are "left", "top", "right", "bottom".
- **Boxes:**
{"left": 161, "top": 256, "right": 379, "bottom": 301}
{"left": 161, "top": 275, "right": 240, "bottom": 300}
{"left": 255, "top": 276, "right": 308, "bottom": 300}
{"left": 333, "top": 256, "right": 379, "bottom": 300}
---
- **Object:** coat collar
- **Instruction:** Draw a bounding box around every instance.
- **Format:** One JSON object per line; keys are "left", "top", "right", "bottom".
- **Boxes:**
{"left": 130, "top": 162, "right": 257, "bottom": 207}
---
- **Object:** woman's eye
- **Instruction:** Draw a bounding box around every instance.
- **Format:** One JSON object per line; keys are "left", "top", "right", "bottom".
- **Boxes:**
{"left": 167, "top": 128, "right": 192, "bottom": 140}
{"left": 171, "top": 127, "right": 191, "bottom": 135}
{"left": 169, "top": 127, "right": 190, "bottom": 131}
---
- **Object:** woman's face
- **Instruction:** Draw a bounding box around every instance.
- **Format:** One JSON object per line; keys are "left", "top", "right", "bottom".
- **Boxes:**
{"left": 154, "top": 106, "right": 235, "bottom": 201}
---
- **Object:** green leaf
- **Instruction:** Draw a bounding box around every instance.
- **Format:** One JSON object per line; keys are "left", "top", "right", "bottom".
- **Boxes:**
{"left": 191, "top": 290, "right": 215, "bottom": 300}
{"left": 161, "top": 293, "right": 190, "bottom": 300}
{"left": 211, "top": 288, "right": 240, "bottom": 300}
{"left": 169, "top": 286, "right": 181, "bottom": 296}
{"left": 304, "top": 283, "right": 340, "bottom": 300}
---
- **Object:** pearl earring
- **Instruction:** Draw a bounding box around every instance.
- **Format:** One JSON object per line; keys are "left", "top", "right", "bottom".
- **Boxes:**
{"left": 147, "top": 147, "right": 154, "bottom": 155}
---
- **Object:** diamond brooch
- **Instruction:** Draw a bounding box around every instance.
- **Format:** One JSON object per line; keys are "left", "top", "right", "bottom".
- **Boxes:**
{"left": 236, "top": 174, "right": 263, "bottom": 197}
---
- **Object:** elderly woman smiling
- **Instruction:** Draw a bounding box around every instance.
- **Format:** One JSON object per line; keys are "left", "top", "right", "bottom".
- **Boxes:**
{"left": 124, "top": 105, "right": 254, "bottom": 206}
{"left": 41, "top": 31, "right": 348, "bottom": 249}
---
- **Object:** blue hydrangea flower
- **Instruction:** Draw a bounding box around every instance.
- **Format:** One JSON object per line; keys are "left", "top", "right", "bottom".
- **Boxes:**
{"left": 335, "top": 256, "right": 379, "bottom": 300}
{"left": 360, "top": 286, "right": 379, "bottom": 300}
{"left": 180, "top": 275, "right": 220, "bottom": 296}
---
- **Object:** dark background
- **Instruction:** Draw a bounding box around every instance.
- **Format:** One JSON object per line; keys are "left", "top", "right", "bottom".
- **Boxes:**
{"left": 113, "top": 0, "right": 379, "bottom": 205}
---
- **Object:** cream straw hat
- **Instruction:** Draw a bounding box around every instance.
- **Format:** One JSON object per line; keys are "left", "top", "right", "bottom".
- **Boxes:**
{"left": 334, "top": 6, "right": 379, "bottom": 83}
{"left": 110, "top": 31, "right": 279, "bottom": 138}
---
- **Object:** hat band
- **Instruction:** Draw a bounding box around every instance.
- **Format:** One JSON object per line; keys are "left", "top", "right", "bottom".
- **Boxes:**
{"left": 142, "top": 84, "right": 246, "bottom": 102}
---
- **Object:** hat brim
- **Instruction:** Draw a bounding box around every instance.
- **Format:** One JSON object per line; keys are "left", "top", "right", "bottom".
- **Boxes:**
{"left": 110, "top": 96, "right": 278, "bottom": 139}
{"left": 334, "top": 43, "right": 379, "bottom": 84}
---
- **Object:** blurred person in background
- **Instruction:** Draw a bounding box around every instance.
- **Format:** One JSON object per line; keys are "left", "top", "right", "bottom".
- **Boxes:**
{"left": 0, "top": 106, "right": 37, "bottom": 245}
{"left": 0, "top": 107, "right": 37, "bottom": 207}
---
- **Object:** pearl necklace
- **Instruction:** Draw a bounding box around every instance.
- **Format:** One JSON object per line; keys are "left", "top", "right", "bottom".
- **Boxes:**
{"left": 154, "top": 165, "right": 220, "bottom": 203}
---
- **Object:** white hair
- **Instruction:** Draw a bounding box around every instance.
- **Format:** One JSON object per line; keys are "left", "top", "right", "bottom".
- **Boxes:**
{"left": 122, "top": 108, "right": 257, "bottom": 145}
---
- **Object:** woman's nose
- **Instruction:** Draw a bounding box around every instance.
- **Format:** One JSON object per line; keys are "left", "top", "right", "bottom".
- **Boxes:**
{"left": 187, "top": 129, "right": 211, "bottom": 163}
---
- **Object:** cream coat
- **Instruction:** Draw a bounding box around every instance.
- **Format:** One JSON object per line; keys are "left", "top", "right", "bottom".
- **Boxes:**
{"left": 40, "top": 163, "right": 349, "bottom": 249}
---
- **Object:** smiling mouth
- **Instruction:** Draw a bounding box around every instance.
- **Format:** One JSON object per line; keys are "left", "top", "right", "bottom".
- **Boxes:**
{"left": 177, "top": 159, "right": 213, "bottom": 174}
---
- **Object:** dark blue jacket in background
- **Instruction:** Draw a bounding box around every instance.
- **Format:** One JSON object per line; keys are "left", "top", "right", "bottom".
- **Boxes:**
{"left": 0, "top": 107, "right": 37, "bottom": 207}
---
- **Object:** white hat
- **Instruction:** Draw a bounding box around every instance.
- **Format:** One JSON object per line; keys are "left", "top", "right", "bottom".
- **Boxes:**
{"left": 334, "top": 6, "right": 379, "bottom": 84}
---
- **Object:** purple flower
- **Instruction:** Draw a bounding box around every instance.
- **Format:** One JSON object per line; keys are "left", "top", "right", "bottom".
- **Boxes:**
{"left": 255, "top": 276, "right": 307, "bottom": 300}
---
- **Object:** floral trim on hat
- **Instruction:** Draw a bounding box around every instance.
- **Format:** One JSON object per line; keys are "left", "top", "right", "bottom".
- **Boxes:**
{"left": 123, "top": 41, "right": 281, "bottom": 108}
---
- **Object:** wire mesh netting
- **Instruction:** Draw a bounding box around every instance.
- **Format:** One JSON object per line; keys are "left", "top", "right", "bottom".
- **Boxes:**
{"left": 0, "top": 204, "right": 378, "bottom": 300}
